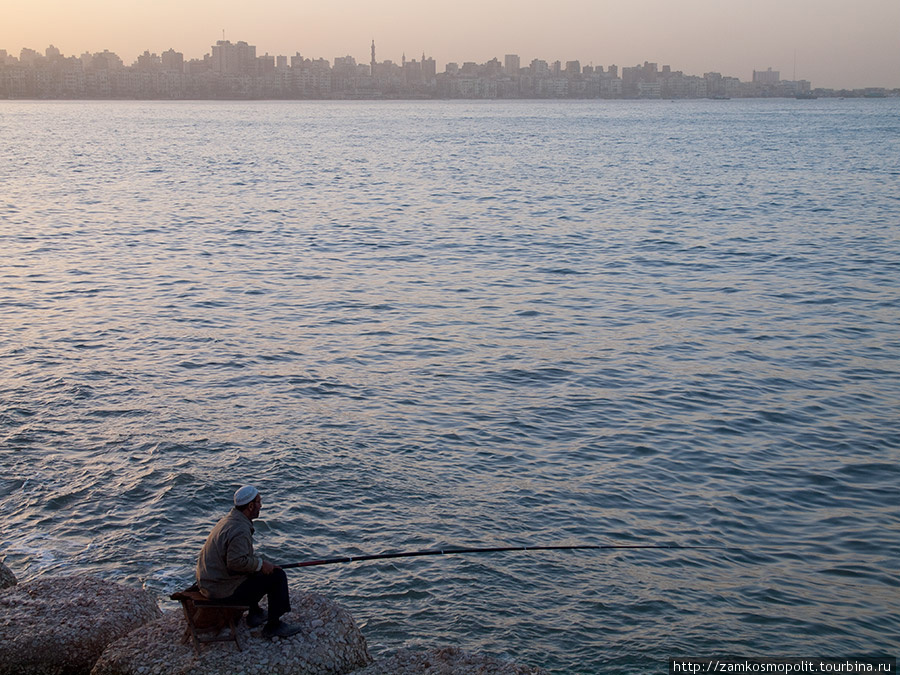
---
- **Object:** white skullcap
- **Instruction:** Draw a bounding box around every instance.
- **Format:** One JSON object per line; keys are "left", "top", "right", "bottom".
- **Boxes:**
{"left": 234, "top": 485, "right": 259, "bottom": 507}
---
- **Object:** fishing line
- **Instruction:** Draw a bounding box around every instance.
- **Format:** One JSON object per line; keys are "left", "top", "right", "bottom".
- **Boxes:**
{"left": 280, "top": 543, "right": 738, "bottom": 569}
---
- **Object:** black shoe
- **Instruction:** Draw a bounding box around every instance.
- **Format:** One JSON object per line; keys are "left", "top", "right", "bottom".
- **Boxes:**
{"left": 246, "top": 607, "right": 268, "bottom": 628}
{"left": 262, "top": 620, "right": 303, "bottom": 639}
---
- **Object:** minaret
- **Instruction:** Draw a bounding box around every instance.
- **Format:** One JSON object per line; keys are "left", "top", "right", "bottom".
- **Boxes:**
{"left": 370, "top": 40, "right": 376, "bottom": 77}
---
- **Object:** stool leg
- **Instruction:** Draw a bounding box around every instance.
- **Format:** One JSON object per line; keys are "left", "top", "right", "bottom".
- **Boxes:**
{"left": 228, "top": 612, "right": 243, "bottom": 651}
{"left": 179, "top": 600, "right": 204, "bottom": 654}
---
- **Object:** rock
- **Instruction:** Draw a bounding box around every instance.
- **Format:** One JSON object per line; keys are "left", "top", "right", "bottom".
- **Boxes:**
{"left": 91, "top": 591, "right": 372, "bottom": 675}
{"left": 0, "top": 563, "right": 15, "bottom": 590}
{"left": 0, "top": 574, "right": 162, "bottom": 675}
{"left": 354, "top": 646, "right": 550, "bottom": 675}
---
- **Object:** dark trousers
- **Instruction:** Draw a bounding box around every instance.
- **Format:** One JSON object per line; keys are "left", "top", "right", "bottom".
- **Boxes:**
{"left": 224, "top": 568, "right": 291, "bottom": 622}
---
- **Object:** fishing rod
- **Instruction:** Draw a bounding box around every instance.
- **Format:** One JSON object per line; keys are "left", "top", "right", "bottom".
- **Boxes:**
{"left": 280, "top": 543, "right": 738, "bottom": 569}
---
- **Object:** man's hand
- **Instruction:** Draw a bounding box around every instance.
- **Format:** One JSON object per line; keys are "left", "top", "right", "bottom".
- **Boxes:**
{"left": 261, "top": 560, "right": 280, "bottom": 575}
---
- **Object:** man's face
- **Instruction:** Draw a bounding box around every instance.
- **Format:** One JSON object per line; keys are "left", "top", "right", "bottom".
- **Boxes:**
{"left": 247, "top": 494, "right": 262, "bottom": 519}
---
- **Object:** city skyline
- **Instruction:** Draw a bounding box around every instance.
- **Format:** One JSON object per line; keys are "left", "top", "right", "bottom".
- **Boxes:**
{"left": 8, "top": 36, "right": 894, "bottom": 101}
{"left": 2, "top": 0, "right": 898, "bottom": 91}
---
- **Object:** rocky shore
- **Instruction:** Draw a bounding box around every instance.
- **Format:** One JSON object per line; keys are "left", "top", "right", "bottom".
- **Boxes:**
{"left": 0, "top": 564, "right": 549, "bottom": 675}
{"left": 0, "top": 574, "right": 162, "bottom": 675}
{"left": 92, "top": 590, "right": 372, "bottom": 675}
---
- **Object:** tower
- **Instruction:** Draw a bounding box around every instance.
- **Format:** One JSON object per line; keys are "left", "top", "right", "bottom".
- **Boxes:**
{"left": 370, "top": 40, "right": 376, "bottom": 77}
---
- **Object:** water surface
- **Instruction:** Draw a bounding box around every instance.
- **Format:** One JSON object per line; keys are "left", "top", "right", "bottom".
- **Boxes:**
{"left": 1, "top": 99, "right": 899, "bottom": 673}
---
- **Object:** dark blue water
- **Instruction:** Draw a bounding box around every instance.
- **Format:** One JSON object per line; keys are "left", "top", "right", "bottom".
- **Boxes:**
{"left": 1, "top": 99, "right": 899, "bottom": 673}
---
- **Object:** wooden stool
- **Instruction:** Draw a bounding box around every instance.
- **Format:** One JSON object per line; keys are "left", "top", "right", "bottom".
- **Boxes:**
{"left": 171, "top": 584, "right": 249, "bottom": 654}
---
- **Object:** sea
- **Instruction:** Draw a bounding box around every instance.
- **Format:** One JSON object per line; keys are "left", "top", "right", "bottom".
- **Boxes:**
{"left": 1, "top": 98, "right": 898, "bottom": 674}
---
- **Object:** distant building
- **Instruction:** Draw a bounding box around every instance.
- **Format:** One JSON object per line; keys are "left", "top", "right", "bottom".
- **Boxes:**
{"left": 161, "top": 49, "right": 183, "bottom": 72}
{"left": 422, "top": 55, "right": 436, "bottom": 79}
{"left": 135, "top": 51, "right": 161, "bottom": 71}
{"left": 211, "top": 40, "right": 256, "bottom": 75}
{"left": 753, "top": 67, "right": 780, "bottom": 85}
{"left": 19, "top": 48, "right": 43, "bottom": 64}
{"left": 258, "top": 53, "right": 275, "bottom": 73}
{"left": 530, "top": 59, "right": 549, "bottom": 76}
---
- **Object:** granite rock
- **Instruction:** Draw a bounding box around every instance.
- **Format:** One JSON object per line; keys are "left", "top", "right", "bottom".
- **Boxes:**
{"left": 91, "top": 590, "right": 372, "bottom": 675}
{"left": 0, "top": 563, "right": 15, "bottom": 590}
{"left": 0, "top": 574, "right": 162, "bottom": 675}
{"left": 355, "top": 646, "right": 550, "bottom": 675}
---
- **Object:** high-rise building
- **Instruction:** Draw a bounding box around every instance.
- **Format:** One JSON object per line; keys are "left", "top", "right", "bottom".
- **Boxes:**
{"left": 135, "top": 50, "right": 161, "bottom": 71}
{"left": 422, "top": 55, "right": 436, "bottom": 79}
{"left": 752, "top": 67, "right": 779, "bottom": 85}
{"left": 161, "top": 49, "right": 184, "bottom": 72}
{"left": 530, "top": 59, "right": 549, "bottom": 76}
{"left": 504, "top": 54, "right": 520, "bottom": 75}
{"left": 211, "top": 40, "right": 256, "bottom": 75}
{"left": 19, "top": 48, "right": 42, "bottom": 64}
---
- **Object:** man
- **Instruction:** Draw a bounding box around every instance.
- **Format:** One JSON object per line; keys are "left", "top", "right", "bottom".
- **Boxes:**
{"left": 196, "top": 485, "right": 302, "bottom": 638}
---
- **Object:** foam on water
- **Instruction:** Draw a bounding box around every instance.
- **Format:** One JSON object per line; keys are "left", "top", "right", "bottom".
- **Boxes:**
{"left": 1, "top": 99, "right": 899, "bottom": 673}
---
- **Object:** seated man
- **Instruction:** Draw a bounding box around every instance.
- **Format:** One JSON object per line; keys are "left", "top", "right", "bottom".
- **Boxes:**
{"left": 196, "top": 485, "right": 302, "bottom": 638}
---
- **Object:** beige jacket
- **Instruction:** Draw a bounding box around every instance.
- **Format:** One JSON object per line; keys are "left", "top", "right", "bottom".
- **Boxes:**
{"left": 195, "top": 508, "right": 263, "bottom": 599}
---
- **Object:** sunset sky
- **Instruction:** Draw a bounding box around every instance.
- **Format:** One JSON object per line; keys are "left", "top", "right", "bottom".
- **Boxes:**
{"left": 2, "top": 0, "right": 898, "bottom": 89}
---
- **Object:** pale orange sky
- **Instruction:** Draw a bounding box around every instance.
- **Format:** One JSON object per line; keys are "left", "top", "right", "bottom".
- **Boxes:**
{"left": 2, "top": 0, "right": 898, "bottom": 89}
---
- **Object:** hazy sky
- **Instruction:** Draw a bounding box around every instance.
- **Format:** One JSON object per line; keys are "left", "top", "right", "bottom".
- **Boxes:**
{"left": 3, "top": 0, "right": 898, "bottom": 89}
